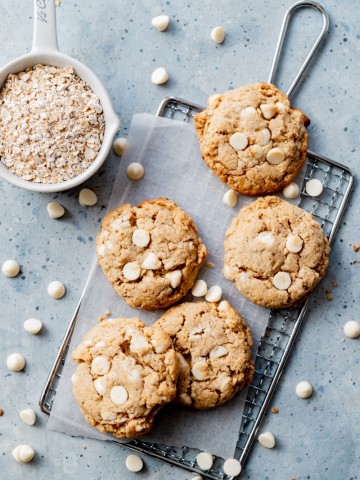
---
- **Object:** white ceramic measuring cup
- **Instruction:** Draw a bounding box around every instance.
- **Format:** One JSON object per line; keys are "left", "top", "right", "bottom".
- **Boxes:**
{"left": 0, "top": 0, "right": 120, "bottom": 193}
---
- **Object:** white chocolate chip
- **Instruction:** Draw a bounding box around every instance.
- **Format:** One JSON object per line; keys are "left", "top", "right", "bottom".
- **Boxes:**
{"left": 229, "top": 132, "right": 248, "bottom": 150}
{"left": 191, "top": 362, "right": 210, "bottom": 381}
{"left": 94, "top": 377, "right": 107, "bottom": 396}
{"left": 286, "top": 234, "right": 303, "bottom": 253}
{"left": 151, "top": 14, "right": 169, "bottom": 31}
{"left": 97, "top": 244, "right": 106, "bottom": 256}
{"left": 276, "top": 102, "right": 288, "bottom": 113}
{"left": 110, "top": 386, "right": 128, "bottom": 405}
{"left": 79, "top": 188, "right": 97, "bottom": 206}
{"left": 223, "top": 189, "right": 238, "bottom": 207}
{"left": 240, "top": 106, "right": 257, "bottom": 119}
{"left": 191, "top": 279, "right": 208, "bottom": 297}
{"left": 295, "top": 380, "right": 313, "bottom": 399}
{"left": 257, "top": 128, "right": 271, "bottom": 146}
{"left": 19, "top": 409, "right": 36, "bottom": 426}
{"left": 196, "top": 452, "right": 214, "bottom": 470}
{"left": 179, "top": 392, "right": 192, "bottom": 405}
{"left": 283, "top": 182, "right": 300, "bottom": 199}
{"left": 142, "top": 252, "right": 162, "bottom": 270}
{"left": 151, "top": 67, "right": 169, "bottom": 85}
{"left": 205, "top": 285, "right": 222, "bottom": 302}
{"left": 249, "top": 144, "right": 264, "bottom": 159}
{"left": 176, "top": 352, "right": 189, "bottom": 371}
{"left": 266, "top": 147, "right": 285, "bottom": 164}
{"left": 220, "top": 376, "right": 232, "bottom": 392}
{"left": 126, "top": 454, "right": 144, "bottom": 472}
{"left": 7, "top": 353, "right": 26, "bottom": 372}
{"left": 123, "top": 261, "right": 141, "bottom": 281}
{"left": 84, "top": 339, "right": 93, "bottom": 347}
{"left": 101, "top": 411, "right": 117, "bottom": 421}
{"left": 343, "top": 320, "right": 360, "bottom": 339}
{"left": 113, "top": 137, "right": 128, "bottom": 156}
{"left": 47, "top": 280, "right": 65, "bottom": 299}
{"left": 273, "top": 272, "right": 291, "bottom": 290}
{"left": 132, "top": 229, "right": 150, "bottom": 248}
{"left": 306, "top": 178, "right": 323, "bottom": 197}
{"left": 127, "top": 162, "right": 144, "bottom": 180}
{"left": 191, "top": 476, "right": 203, "bottom": 480}
{"left": 23, "top": 318, "right": 42, "bottom": 335}
{"left": 47, "top": 202, "right": 65, "bottom": 219}
{"left": 91, "top": 356, "right": 110, "bottom": 375}
{"left": 130, "top": 335, "right": 150, "bottom": 355}
{"left": 256, "top": 231, "right": 275, "bottom": 247}
{"left": 218, "top": 300, "right": 229, "bottom": 310}
{"left": 209, "top": 346, "right": 228, "bottom": 358}
{"left": 260, "top": 103, "right": 278, "bottom": 119}
{"left": 258, "top": 431, "right": 276, "bottom": 449}
{"left": 12, "top": 445, "right": 35, "bottom": 463}
{"left": 210, "top": 26, "right": 225, "bottom": 44}
{"left": 94, "top": 341, "right": 106, "bottom": 349}
{"left": 223, "top": 458, "right": 242, "bottom": 476}
{"left": 165, "top": 270, "right": 182, "bottom": 288}
{"left": 71, "top": 373, "right": 77, "bottom": 384}
{"left": 2, "top": 259, "right": 20, "bottom": 278}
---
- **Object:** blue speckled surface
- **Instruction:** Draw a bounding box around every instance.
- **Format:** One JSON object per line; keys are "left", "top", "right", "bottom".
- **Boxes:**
{"left": 0, "top": 1, "right": 359, "bottom": 479}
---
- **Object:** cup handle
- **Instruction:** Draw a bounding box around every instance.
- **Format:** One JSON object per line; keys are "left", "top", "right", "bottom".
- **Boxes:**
{"left": 31, "top": 0, "right": 59, "bottom": 52}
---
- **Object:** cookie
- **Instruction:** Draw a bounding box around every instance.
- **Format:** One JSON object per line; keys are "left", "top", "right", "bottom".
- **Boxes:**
{"left": 224, "top": 196, "right": 330, "bottom": 308}
{"left": 154, "top": 301, "right": 254, "bottom": 410}
{"left": 194, "top": 82, "right": 310, "bottom": 195}
{"left": 96, "top": 198, "right": 208, "bottom": 310}
{"left": 71, "top": 317, "right": 179, "bottom": 438}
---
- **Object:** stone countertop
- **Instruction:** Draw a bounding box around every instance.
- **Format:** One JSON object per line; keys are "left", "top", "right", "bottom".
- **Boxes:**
{"left": 0, "top": 1, "right": 359, "bottom": 479}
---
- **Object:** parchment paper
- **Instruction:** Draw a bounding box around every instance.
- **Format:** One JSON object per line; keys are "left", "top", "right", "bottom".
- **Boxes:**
{"left": 48, "top": 113, "right": 305, "bottom": 459}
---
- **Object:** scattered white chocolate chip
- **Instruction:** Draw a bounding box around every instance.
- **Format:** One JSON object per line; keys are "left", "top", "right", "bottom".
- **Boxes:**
{"left": 47, "top": 202, "right": 65, "bottom": 219}
{"left": 210, "top": 26, "right": 225, "bottom": 44}
{"left": 192, "top": 362, "right": 209, "bottom": 381}
{"left": 196, "top": 451, "right": 214, "bottom": 470}
{"left": 2, "top": 259, "right": 20, "bottom": 278}
{"left": 273, "top": 272, "right": 291, "bottom": 290}
{"left": 179, "top": 392, "right": 192, "bottom": 406}
{"left": 223, "top": 458, "right": 242, "bottom": 476}
{"left": 94, "top": 378, "right": 107, "bottom": 396}
{"left": 19, "top": 409, "right": 36, "bottom": 426}
{"left": 91, "top": 356, "right": 110, "bottom": 375}
{"left": 286, "top": 234, "right": 303, "bottom": 253}
{"left": 47, "top": 280, "right": 65, "bottom": 299}
{"left": 79, "top": 188, "right": 97, "bottom": 206}
{"left": 23, "top": 318, "right": 42, "bottom": 335}
{"left": 260, "top": 103, "right": 278, "bottom": 119}
{"left": 223, "top": 189, "right": 238, "bottom": 207}
{"left": 343, "top": 320, "right": 360, "bottom": 339}
{"left": 151, "top": 14, "right": 169, "bottom": 31}
{"left": 110, "top": 386, "right": 128, "bottom": 405}
{"left": 257, "top": 128, "right": 271, "bottom": 146}
{"left": 123, "top": 261, "right": 141, "bottom": 281}
{"left": 132, "top": 229, "right": 150, "bottom": 248}
{"left": 229, "top": 132, "right": 248, "bottom": 150}
{"left": 205, "top": 285, "right": 222, "bottom": 302}
{"left": 142, "top": 252, "right": 162, "bottom": 270}
{"left": 12, "top": 445, "right": 35, "bottom": 463}
{"left": 165, "top": 270, "right": 182, "bottom": 288}
{"left": 7, "top": 353, "right": 26, "bottom": 372}
{"left": 295, "top": 380, "right": 313, "bottom": 399}
{"left": 283, "top": 182, "right": 300, "bottom": 199}
{"left": 127, "top": 162, "right": 144, "bottom": 180}
{"left": 306, "top": 178, "right": 323, "bottom": 197}
{"left": 209, "top": 346, "right": 228, "bottom": 358}
{"left": 151, "top": 67, "right": 169, "bottom": 85}
{"left": 258, "top": 431, "right": 276, "bottom": 449}
{"left": 191, "top": 279, "right": 208, "bottom": 297}
{"left": 266, "top": 147, "right": 285, "bottom": 164}
{"left": 113, "top": 137, "right": 128, "bottom": 156}
{"left": 126, "top": 454, "right": 144, "bottom": 472}
{"left": 240, "top": 106, "right": 257, "bottom": 119}
{"left": 256, "top": 231, "right": 275, "bottom": 247}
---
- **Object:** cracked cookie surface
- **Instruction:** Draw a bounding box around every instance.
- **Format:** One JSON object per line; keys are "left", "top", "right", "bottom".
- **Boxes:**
{"left": 154, "top": 301, "right": 254, "bottom": 410}
{"left": 224, "top": 196, "right": 330, "bottom": 308}
{"left": 194, "top": 82, "right": 310, "bottom": 195}
{"left": 96, "top": 198, "right": 208, "bottom": 310}
{"left": 72, "top": 317, "right": 179, "bottom": 438}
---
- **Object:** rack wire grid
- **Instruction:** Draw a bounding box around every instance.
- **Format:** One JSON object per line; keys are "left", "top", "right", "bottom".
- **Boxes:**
{"left": 40, "top": 96, "right": 354, "bottom": 480}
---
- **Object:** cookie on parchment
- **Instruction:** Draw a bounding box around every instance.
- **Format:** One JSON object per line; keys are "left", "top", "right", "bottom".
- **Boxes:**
{"left": 71, "top": 317, "right": 179, "bottom": 438}
{"left": 154, "top": 301, "right": 254, "bottom": 410}
{"left": 194, "top": 82, "right": 310, "bottom": 195}
{"left": 224, "top": 196, "right": 330, "bottom": 308}
{"left": 96, "top": 198, "right": 208, "bottom": 310}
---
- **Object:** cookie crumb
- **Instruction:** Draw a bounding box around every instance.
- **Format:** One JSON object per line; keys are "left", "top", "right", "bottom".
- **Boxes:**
{"left": 353, "top": 244, "right": 359, "bottom": 252}
{"left": 325, "top": 287, "right": 330, "bottom": 294}
{"left": 104, "top": 310, "right": 111, "bottom": 317}
{"left": 98, "top": 316, "right": 105, "bottom": 322}
{"left": 0, "top": 408, "right": 4, "bottom": 416}
{"left": 206, "top": 262, "right": 215, "bottom": 268}
{"left": 332, "top": 280, "right": 337, "bottom": 288}
{"left": 271, "top": 406, "right": 279, "bottom": 414}
{"left": 326, "top": 293, "right": 333, "bottom": 301}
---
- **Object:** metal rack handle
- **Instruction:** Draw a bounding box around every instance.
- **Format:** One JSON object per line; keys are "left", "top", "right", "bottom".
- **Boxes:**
{"left": 268, "top": 0, "right": 329, "bottom": 97}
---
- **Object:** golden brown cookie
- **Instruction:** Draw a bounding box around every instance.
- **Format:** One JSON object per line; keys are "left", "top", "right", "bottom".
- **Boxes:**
{"left": 194, "top": 82, "right": 310, "bottom": 195}
{"left": 96, "top": 198, "right": 208, "bottom": 310}
{"left": 71, "top": 317, "right": 179, "bottom": 438}
{"left": 154, "top": 301, "right": 254, "bottom": 410}
{"left": 224, "top": 196, "right": 330, "bottom": 308}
